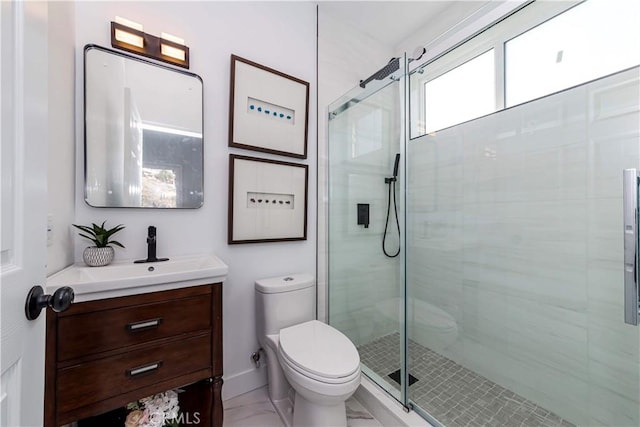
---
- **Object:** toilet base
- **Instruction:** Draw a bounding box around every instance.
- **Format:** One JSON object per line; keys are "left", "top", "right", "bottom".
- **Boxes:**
{"left": 292, "top": 392, "right": 347, "bottom": 427}
{"left": 272, "top": 396, "right": 294, "bottom": 427}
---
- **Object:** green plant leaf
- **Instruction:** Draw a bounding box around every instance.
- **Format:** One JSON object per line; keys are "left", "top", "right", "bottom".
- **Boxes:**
{"left": 77, "top": 233, "right": 98, "bottom": 244}
{"left": 104, "top": 224, "right": 125, "bottom": 239}
{"left": 73, "top": 221, "right": 125, "bottom": 249}
{"left": 95, "top": 235, "right": 106, "bottom": 247}
{"left": 92, "top": 222, "right": 105, "bottom": 234}
{"left": 72, "top": 224, "right": 96, "bottom": 236}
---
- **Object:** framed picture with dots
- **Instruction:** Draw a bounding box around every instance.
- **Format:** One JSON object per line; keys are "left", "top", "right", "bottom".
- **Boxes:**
{"left": 229, "top": 54, "right": 309, "bottom": 159}
{"left": 228, "top": 154, "right": 308, "bottom": 244}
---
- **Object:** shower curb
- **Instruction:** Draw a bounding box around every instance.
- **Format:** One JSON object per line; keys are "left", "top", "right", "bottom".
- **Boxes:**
{"left": 354, "top": 375, "right": 432, "bottom": 427}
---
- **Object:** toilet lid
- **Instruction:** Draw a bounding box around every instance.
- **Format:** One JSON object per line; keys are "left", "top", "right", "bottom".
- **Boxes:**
{"left": 279, "top": 320, "right": 360, "bottom": 379}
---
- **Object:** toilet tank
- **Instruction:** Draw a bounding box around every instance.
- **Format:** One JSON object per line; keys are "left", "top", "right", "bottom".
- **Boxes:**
{"left": 255, "top": 274, "right": 315, "bottom": 342}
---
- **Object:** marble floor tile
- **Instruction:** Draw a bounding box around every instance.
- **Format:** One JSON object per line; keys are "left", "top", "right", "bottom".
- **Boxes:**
{"left": 223, "top": 386, "right": 381, "bottom": 427}
{"left": 346, "top": 397, "right": 382, "bottom": 427}
{"left": 223, "top": 387, "right": 283, "bottom": 427}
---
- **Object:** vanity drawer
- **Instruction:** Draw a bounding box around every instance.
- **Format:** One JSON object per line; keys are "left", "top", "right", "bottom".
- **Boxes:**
{"left": 57, "top": 294, "right": 211, "bottom": 361}
{"left": 57, "top": 333, "right": 211, "bottom": 415}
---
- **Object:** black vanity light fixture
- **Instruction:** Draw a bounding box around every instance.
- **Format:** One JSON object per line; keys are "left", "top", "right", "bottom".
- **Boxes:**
{"left": 111, "top": 16, "right": 190, "bottom": 69}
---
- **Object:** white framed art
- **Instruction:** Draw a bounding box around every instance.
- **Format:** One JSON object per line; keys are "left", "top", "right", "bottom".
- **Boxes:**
{"left": 228, "top": 154, "right": 308, "bottom": 244}
{"left": 228, "top": 54, "right": 309, "bottom": 159}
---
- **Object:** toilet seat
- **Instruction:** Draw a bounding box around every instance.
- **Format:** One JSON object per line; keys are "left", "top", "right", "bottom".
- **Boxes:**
{"left": 278, "top": 320, "right": 360, "bottom": 384}
{"left": 279, "top": 346, "right": 361, "bottom": 385}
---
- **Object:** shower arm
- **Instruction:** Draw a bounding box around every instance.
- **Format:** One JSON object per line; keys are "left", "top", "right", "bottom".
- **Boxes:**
{"left": 358, "top": 47, "right": 425, "bottom": 89}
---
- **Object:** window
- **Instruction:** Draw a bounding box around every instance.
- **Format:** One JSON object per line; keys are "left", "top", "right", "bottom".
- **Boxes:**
{"left": 424, "top": 49, "right": 495, "bottom": 134}
{"left": 410, "top": 0, "right": 640, "bottom": 137}
{"left": 505, "top": 0, "right": 640, "bottom": 106}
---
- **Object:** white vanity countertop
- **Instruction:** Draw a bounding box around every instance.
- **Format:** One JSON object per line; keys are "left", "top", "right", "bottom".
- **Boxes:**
{"left": 46, "top": 253, "right": 228, "bottom": 303}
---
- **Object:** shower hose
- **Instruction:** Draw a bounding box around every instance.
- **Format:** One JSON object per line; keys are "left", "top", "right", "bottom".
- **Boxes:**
{"left": 382, "top": 178, "right": 400, "bottom": 257}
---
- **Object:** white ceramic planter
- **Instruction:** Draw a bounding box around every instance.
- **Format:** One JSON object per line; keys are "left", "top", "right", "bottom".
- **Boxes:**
{"left": 83, "top": 246, "right": 115, "bottom": 267}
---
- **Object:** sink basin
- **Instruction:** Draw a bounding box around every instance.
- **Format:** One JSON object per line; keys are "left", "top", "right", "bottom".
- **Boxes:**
{"left": 46, "top": 254, "right": 228, "bottom": 302}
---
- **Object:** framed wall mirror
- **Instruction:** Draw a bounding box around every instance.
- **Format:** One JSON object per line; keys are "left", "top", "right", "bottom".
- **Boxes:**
{"left": 84, "top": 45, "right": 204, "bottom": 208}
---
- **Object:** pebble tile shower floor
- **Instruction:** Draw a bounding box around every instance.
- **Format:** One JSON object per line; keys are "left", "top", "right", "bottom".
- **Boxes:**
{"left": 357, "top": 333, "right": 575, "bottom": 427}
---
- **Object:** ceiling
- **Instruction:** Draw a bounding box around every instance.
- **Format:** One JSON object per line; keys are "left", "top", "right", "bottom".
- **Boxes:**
{"left": 318, "top": 1, "right": 478, "bottom": 49}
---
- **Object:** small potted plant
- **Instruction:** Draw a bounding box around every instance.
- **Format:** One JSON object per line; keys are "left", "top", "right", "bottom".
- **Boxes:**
{"left": 72, "top": 221, "right": 125, "bottom": 267}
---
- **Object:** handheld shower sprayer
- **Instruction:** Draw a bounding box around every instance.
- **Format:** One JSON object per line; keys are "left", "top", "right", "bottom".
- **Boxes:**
{"left": 392, "top": 153, "right": 400, "bottom": 179}
{"left": 383, "top": 154, "right": 401, "bottom": 258}
{"left": 385, "top": 154, "right": 400, "bottom": 183}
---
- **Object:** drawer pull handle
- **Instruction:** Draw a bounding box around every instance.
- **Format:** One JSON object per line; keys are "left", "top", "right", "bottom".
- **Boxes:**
{"left": 127, "top": 318, "right": 163, "bottom": 332}
{"left": 127, "top": 361, "right": 163, "bottom": 377}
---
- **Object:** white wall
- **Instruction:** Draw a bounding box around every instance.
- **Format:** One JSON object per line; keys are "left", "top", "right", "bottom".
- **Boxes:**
{"left": 72, "top": 1, "right": 317, "bottom": 400}
{"left": 47, "top": 1, "right": 76, "bottom": 275}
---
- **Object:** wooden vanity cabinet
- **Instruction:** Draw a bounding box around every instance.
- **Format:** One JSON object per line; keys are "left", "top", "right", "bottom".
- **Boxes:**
{"left": 44, "top": 284, "right": 223, "bottom": 427}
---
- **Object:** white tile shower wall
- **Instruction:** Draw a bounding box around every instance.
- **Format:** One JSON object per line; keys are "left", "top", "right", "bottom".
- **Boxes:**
{"left": 317, "top": 0, "right": 501, "bottom": 340}
{"left": 317, "top": 6, "right": 395, "bottom": 323}
{"left": 72, "top": 1, "right": 317, "bottom": 400}
{"left": 407, "top": 67, "right": 640, "bottom": 426}
{"left": 327, "top": 83, "right": 402, "bottom": 347}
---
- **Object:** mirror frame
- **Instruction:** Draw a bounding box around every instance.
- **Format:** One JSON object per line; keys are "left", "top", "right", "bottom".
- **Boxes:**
{"left": 83, "top": 44, "right": 204, "bottom": 209}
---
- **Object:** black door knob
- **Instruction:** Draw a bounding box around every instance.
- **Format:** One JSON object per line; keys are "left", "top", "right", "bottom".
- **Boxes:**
{"left": 25, "top": 285, "right": 74, "bottom": 321}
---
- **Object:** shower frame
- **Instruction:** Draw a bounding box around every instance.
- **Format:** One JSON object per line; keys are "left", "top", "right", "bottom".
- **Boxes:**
{"left": 325, "top": 2, "right": 640, "bottom": 426}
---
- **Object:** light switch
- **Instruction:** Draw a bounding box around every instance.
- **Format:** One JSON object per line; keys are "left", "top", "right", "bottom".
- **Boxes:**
{"left": 47, "top": 214, "right": 53, "bottom": 246}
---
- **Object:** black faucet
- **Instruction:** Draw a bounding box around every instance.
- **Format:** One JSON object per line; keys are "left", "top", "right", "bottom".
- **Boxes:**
{"left": 134, "top": 226, "right": 169, "bottom": 263}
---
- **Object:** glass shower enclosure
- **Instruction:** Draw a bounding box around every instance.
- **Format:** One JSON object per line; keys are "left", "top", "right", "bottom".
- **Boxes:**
{"left": 327, "top": 39, "right": 640, "bottom": 427}
{"left": 328, "top": 55, "right": 408, "bottom": 402}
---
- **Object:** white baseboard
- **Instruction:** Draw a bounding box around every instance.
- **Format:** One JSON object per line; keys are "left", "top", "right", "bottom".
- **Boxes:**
{"left": 222, "top": 366, "right": 268, "bottom": 401}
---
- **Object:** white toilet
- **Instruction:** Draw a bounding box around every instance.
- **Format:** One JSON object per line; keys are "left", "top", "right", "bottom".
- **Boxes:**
{"left": 255, "top": 274, "right": 361, "bottom": 427}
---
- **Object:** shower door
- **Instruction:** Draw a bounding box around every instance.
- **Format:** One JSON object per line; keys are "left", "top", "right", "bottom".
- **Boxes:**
{"left": 327, "top": 56, "right": 408, "bottom": 402}
{"left": 406, "top": 66, "right": 640, "bottom": 426}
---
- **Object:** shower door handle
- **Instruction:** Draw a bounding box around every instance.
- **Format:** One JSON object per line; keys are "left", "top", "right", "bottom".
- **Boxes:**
{"left": 623, "top": 169, "right": 639, "bottom": 325}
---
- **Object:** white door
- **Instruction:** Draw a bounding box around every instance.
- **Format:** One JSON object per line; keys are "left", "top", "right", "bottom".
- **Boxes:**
{"left": 1, "top": 1, "right": 49, "bottom": 426}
